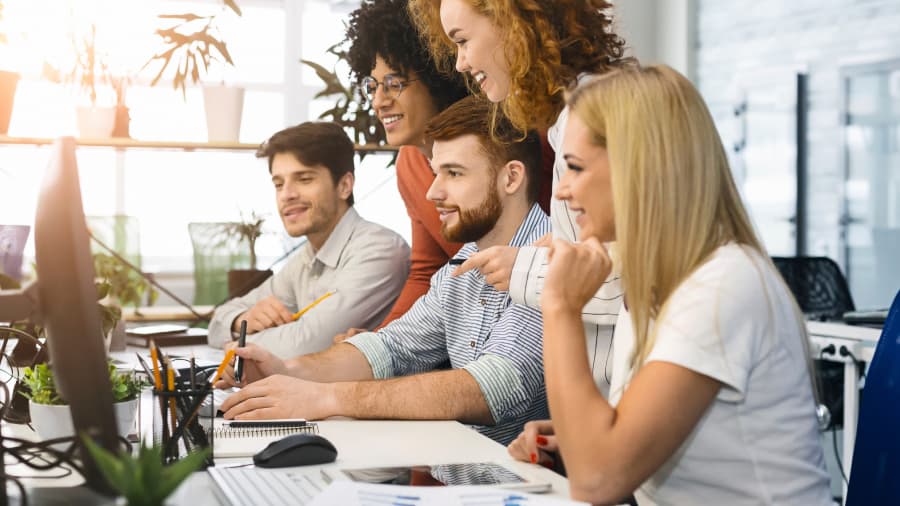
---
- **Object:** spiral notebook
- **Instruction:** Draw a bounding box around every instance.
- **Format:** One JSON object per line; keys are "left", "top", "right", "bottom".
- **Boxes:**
{"left": 212, "top": 419, "right": 319, "bottom": 458}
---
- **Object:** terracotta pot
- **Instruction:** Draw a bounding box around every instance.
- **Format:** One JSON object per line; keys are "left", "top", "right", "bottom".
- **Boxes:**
{"left": 0, "top": 70, "right": 20, "bottom": 135}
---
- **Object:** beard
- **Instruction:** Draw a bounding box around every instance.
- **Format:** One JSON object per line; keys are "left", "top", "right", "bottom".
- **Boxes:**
{"left": 440, "top": 183, "right": 503, "bottom": 243}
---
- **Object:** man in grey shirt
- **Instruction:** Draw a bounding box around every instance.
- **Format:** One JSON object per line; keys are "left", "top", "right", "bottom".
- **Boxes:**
{"left": 208, "top": 122, "right": 410, "bottom": 358}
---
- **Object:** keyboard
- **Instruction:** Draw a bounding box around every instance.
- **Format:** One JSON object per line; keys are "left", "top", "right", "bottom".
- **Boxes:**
{"left": 209, "top": 466, "right": 328, "bottom": 506}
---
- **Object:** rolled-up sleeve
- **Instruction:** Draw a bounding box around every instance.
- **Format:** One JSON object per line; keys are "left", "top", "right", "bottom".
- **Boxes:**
{"left": 465, "top": 303, "right": 545, "bottom": 425}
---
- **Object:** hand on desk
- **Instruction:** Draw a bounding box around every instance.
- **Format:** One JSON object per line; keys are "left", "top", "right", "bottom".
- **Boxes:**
{"left": 452, "top": 245, "right": 519, "bottom": 291}
{"left": 508, "top": 419, "right": 558, "bottom": 468}
{"left": 214, "top": 343, "right": 289, "bottom": 388}
{"left": 234, "top": 296, "right": 293, "bottom": 333}
{"left": 219, "top": 375, "right": 335, "bottom": 421}
{"left": 332, "top": 327, "right": 368, "bottom": 344}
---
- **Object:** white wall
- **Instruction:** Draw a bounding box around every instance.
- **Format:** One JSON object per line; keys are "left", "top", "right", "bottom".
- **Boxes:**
{"left": 612, "top": 0, "right": 697, "bottom": 82}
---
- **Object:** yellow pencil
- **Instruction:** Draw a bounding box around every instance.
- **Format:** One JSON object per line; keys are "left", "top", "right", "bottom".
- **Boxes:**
{"left": 165, "top": 357, "right": 177, "bottom": 431}
{"left": 210, "top": 349, "right": 236, "bottom": 385}
{"left": 291, "top": 290, "right": 336, "bottom": 321}
{"left": 149, "top": 341, "right": 163, "bottom": 390}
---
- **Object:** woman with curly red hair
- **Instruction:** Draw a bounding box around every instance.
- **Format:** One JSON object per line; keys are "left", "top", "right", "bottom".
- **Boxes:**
{"left": 408, "top": 0, "right": 632, "bottom": 452}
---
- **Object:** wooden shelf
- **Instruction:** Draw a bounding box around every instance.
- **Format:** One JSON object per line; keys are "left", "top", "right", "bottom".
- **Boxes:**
{"left": 0, "top": 135, "right": 398, "bottom": 153}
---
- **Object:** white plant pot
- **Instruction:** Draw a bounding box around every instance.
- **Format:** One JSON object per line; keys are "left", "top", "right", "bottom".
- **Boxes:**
{"left": 202, "top": 84, "right": 244, "bottom": 142}
{"left": 30, "top": 398, "right": 139, "bottom": 446}
{"left": 76, "top": 106, "right": 117, "bottom": 139}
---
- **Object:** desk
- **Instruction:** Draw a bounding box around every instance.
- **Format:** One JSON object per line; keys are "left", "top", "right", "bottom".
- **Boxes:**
{"left": 807, "top": 321, "right": 882, "bottom": 503}
{"left": 5, "top": 344, "right": 572, "bottom": 504}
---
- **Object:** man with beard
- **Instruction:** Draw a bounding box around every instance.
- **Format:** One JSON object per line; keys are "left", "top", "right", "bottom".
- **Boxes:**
{"left": 207, "top": 122, "right": 410, "bottom": 358}
{"left": 215, "top": 97, "right": 550, "bottom": 445}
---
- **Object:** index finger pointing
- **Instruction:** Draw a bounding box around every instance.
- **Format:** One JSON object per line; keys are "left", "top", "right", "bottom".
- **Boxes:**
{"left": 452, "top": 250, "right": 486, "bottom": 277}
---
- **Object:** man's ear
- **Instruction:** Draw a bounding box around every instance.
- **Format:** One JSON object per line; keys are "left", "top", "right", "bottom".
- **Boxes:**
{"left": 338, "top": 172, "right": 355, "bottom": 201}
{"left": 499, "top": 160, "right": 526, "bottom": 196}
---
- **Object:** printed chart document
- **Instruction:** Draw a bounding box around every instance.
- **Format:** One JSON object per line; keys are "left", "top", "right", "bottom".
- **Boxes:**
{"left": 309, "top": 482, "right": 589, "bottom": 506}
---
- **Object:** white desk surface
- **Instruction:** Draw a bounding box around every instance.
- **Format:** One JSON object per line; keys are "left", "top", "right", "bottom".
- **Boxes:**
{"left": 807, "top": 320, "right": 882, "bottom": 343}
{"left": 7, "top": 343, "right": 572, "bottom": 504}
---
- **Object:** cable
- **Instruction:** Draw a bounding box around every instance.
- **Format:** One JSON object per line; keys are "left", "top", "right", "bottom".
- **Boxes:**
{"left": 838, "top": 345, "right": 866, "bottom": 382}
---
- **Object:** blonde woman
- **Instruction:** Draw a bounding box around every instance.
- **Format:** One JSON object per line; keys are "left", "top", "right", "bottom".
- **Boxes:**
{"left": 509, "top": 65, "right": 831, "bottom": 504}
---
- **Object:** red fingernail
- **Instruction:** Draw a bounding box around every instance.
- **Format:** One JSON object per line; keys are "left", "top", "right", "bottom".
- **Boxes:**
{"left": 530, "top": 453, "right": 537, "bottom": 464}
{"left": 536, "top": 435, "right": 548, "bottom": 445}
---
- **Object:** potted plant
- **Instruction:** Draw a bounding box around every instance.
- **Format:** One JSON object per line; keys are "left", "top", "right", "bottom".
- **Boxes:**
{"left": 302, "top": 41, "right": 386, "bottom": 159}
{"left": 22, "top": 361, "right": 146, "bottom": 446}
{"left": 223, "top": 211, "right": 272, "bottom": 298}
{"left": 0, "top": 0, "right": 20, "bottom": 135}
{"left": 94, "top": 252, "right": 158, "bottom": 352}
{"left": 143, "top": 0, "right": 244, "bottom": 142}
{"left": 84, "top": 438, "right": 209, "bottom": 506}
{"left": 42, "top": 24, "right": 116, "bottom": 138}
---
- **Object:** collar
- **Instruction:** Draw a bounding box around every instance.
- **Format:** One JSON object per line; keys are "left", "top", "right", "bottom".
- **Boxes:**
{"left": 299, "top": 207, "right": 361, "bottom": 269}
{"left": 506, "top": 203, "right": 548, "bottom": 248}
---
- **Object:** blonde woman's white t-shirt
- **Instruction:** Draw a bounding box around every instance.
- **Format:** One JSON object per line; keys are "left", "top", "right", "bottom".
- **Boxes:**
{"left": 608, "top": 243, "right": 831, "bottom": 505}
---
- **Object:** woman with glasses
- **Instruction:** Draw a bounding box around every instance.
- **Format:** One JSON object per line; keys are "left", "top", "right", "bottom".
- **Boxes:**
{"left": 333, "top": 0, "right": 469, "bottom": 339}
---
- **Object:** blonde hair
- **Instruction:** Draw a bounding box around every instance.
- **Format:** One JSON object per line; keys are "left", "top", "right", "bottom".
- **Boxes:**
{"left": 568, "top": 65, "right": 795, "bottom": 372}
{"left": 408, "top": 0, "right": 628, "bottom": 136}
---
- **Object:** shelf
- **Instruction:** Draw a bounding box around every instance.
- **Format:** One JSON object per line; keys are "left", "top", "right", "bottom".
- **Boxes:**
{"left": 0, "top": 135, "right": 398, "bottom": 153}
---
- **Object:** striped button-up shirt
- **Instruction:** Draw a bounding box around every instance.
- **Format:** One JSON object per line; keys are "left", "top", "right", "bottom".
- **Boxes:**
{"left": 348, "top": 204, "right": 550, "bottom": 445}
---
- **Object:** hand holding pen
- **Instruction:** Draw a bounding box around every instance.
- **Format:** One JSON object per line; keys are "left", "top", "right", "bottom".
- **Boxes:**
{"left": 213, "top": 342, "right": 290, "bottom": 389}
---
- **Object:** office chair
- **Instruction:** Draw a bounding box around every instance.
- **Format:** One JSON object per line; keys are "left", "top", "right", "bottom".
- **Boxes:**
{"left": 771, "top": 256, "right": 855, "bottom": 321}
{"left": 0, "top": 224, "right": 30, "bottom": 281}
{"left": 187, "top": 222, "right": 250, "bottom": 305}
{"left": 845, "top": 289, "right": 900, "bottom": 506}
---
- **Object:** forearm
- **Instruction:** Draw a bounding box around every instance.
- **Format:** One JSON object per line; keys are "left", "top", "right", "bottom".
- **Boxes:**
{"left": 542, "top": 306, "right": 629, "bottom": 503}
{"left": 332, "top": 369, "right": 494, "bottom": 424}
{"left": 285, "top": 343, "right": 375, "bottom": 383}
{"left": 207, "top": 302, "right": 248, "bottom": 348}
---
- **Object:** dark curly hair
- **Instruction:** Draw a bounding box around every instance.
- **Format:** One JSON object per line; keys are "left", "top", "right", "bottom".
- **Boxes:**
{"left": 345, "top": 0, "right": 468, "bottom": 112}
{"left": 409, "top": 0, "right": 633, "bottom": 134}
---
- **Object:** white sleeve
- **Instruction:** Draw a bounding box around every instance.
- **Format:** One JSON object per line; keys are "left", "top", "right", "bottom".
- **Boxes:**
{"left": 247, "top": 233, "right": 410, "bottom": 359}
{"left": 508, "top": 246, "right": 623, "bottom": 326}
{"left": 647, "top": 251, "right": 770, "bottom": 402}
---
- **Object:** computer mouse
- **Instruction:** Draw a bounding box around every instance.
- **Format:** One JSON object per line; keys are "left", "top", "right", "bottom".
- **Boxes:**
{"left": 252, "top": 434, "right": 338, "bottom": 468}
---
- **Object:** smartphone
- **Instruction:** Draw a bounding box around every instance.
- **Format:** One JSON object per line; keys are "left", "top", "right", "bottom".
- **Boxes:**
{"left": 321, "top": 462, "right": 551, "bottom": 493}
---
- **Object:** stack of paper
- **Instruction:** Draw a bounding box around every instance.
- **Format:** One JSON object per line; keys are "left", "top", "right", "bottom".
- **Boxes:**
{"left": 309, "top": 482, "right": 589, "bottom": 506}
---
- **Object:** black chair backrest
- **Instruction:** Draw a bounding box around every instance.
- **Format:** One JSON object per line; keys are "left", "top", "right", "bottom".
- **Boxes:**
{"left": 771, "top": 256, "right": 856, "bottom": 321}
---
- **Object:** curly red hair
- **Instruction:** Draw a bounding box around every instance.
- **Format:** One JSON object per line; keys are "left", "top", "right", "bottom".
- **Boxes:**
{"left": 409, "top": 0, "right": 630, "bottom": 134}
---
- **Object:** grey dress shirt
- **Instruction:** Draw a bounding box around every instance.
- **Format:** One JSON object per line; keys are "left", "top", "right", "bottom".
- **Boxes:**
{"left": 208, "top": 207, "right": 410, "bottom": 358}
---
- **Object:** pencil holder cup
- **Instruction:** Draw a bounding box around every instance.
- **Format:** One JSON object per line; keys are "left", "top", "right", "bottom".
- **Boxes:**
{"left": 152, "top": 388, "right": 215, "bottom": 466}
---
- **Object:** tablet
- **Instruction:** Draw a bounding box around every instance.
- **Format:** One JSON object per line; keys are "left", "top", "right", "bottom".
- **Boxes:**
{"left": 321, "top": 462, "right": 551, "bottom": 493}
{"left": 127, "top": 323, "right": 189, "bottom": 336}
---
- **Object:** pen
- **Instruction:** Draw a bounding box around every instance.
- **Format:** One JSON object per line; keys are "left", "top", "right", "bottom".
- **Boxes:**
{"left": 189, "top": 353, "right": 196, "bottom": 390}
{"left": 291, "top": 290, "right": 336, "bottom": 321}
{"left": 449, "top": 257, "right": 466, "bottom": 265}
{"left": 210, "top": 349, "right": 235, "bottom": 385}
{"left": 149, "top": 340, "right": 163, "bottom": 390}
{"left": 234, "top": 320, "right": 247, "bottom": 383}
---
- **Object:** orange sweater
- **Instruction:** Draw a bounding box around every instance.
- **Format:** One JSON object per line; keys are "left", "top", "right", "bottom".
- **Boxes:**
{"left": 378, "top": 146, "right": 462, "bottom": 327}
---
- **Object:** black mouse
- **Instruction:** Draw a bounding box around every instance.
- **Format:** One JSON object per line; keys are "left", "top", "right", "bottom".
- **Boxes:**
{"left": 252, "top": 434, "right": 338, "bottom": 468}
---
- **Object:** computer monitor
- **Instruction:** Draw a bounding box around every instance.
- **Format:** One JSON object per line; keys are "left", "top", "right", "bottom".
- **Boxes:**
{"left": 32, "top": 137, "right": 118, "bottom": 492}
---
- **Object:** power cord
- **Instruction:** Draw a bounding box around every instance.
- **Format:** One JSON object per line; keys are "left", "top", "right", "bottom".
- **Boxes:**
{"left": 818, "top": 344, "right": 848, "bottom": 486}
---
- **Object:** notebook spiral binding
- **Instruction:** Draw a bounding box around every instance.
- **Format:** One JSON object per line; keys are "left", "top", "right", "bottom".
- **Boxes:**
{"left": 212, "top": 422, "right": 319, "bottom": 439}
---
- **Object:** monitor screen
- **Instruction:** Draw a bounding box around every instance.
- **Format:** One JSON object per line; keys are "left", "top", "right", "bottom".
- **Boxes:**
{"left": 33, "top": 137, "right": 118, "bottom": 492}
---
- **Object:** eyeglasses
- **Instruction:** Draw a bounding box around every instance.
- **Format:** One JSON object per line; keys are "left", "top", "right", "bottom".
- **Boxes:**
{"left": 358, "top": 75, "right": 419, "bottom": 103}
